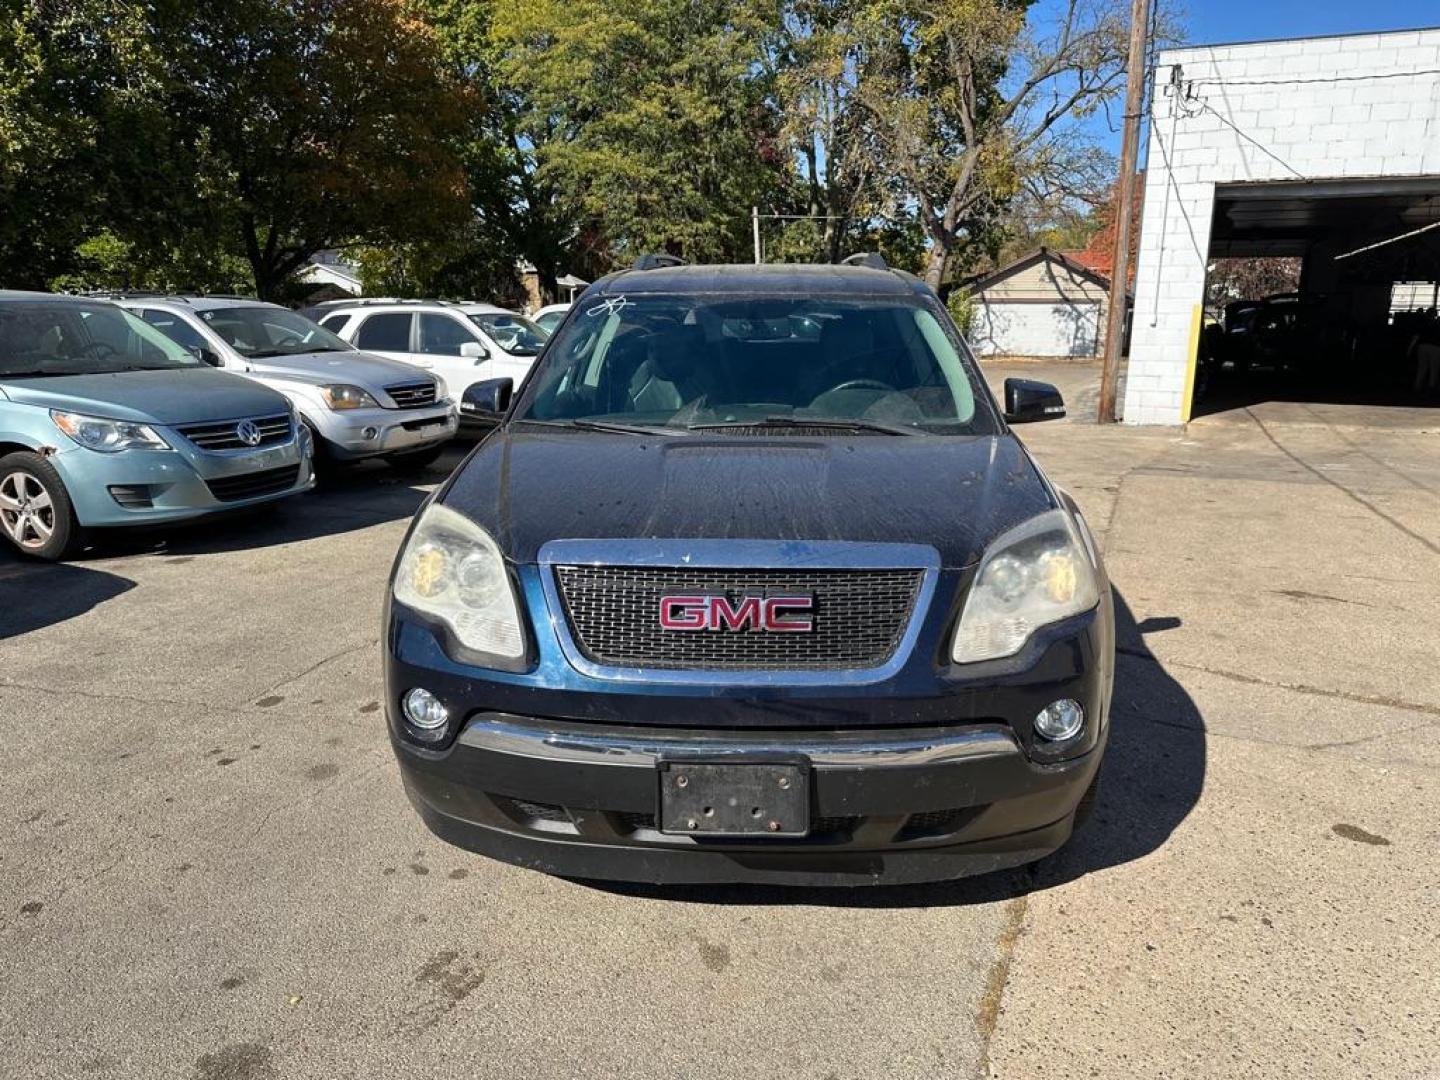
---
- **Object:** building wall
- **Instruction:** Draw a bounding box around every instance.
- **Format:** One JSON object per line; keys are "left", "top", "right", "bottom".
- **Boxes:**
{"left": 1125, "top": 28, "right": 1440, "bottom": 424}
{"left": 970, "top": 255, "right": 1111, "bottom": 358}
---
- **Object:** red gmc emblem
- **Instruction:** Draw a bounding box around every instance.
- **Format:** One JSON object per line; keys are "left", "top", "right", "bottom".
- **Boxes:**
{"left": 659, "top": 595, "right": 814, "bottom": 633}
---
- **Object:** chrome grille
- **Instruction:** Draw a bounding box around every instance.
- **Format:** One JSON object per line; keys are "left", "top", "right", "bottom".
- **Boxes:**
{"left": 554, "top": 566, "right": 923, "bottom": 670}
{"left": 175, "top": 413, "right": 292, "bottom": 451}
{"left": 386, "top": 381, "right": 438, "bottom": 408}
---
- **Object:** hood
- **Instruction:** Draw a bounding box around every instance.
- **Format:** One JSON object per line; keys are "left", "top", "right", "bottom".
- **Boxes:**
{"left": 0, "top": 367, "right": 288, "bottom": 425}
{"left": 243, "top": 350, "right": 434, "bottom": 392}
{"left": 441, "top": 430, "right": 1056, "bottom": 569}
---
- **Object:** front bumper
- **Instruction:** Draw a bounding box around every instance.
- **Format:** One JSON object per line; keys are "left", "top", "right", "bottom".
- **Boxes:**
{"left": 385, "top": 565, "right": 1114, "bottom": 885}
{"left": 57, "top": 435, "right": 313, "bottom": 528}
{"left": 313, "top": 403, "right": 457, "bottom": 460}
{"left": 396, "top": 712, "right": 1103, "bottom": 886}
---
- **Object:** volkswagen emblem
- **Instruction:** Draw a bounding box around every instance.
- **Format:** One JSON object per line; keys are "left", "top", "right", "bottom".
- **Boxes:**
{"left": 235, "top": 420, "right": 263, "bottom": 447}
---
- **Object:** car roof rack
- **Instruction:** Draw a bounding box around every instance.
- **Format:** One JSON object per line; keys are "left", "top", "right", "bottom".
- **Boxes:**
{"left": 84, "top": 290, "right": 191, "bottom": 302}
{"left": 631, "top": 253, "right": 687, "bottom": 271}
{"left": 840, "top": 252, "right": 888, "bottom": 271}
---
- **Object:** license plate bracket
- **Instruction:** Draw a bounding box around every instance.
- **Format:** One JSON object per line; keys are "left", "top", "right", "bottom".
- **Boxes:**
{"left": 658, "top": 760, "right": 810, "bottom": 837}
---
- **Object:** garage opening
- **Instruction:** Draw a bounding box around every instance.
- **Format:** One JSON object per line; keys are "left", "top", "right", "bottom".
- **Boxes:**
{"left": 1194, "top": 177, "right": 1440, "bottom": 419}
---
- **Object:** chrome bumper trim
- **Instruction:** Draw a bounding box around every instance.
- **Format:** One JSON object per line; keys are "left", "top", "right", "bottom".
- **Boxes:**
{"left": 456, "top": 715, "right": 1021, "bottom": 768}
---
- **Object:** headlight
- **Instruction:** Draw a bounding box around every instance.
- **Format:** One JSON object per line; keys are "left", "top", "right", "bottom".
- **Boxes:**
{"left": 319, "top": 384, "right": 378, "bottom": 411}
{"left": 952, "top": 509, "right": 1100, "bottom": 664}
{"left": 393, "top": 502, "right": 525, "bottom": 661}
{"left": 50, "top": 410, "right": 169, "bottom": 453}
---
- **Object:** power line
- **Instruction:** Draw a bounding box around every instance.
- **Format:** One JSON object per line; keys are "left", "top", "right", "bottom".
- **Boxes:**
{"left": 1190, "top": 67, "right": 1440, "bottom": 89}
{"left": 1193, "top": 99, "right": 1307, "bottom": 181}
{"left": 1335, "top": 220, "right": 1440, "bottom": 261}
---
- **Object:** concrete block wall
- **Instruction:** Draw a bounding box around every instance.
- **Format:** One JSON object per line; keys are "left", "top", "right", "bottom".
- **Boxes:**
{"left": 1124, "top": 27, "right": 1440, "bottom": 424}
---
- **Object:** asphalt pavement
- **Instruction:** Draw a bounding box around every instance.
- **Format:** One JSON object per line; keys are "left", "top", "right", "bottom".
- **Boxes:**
{"left": 2, "top": 366, "right": 1437, "bottom": 1079}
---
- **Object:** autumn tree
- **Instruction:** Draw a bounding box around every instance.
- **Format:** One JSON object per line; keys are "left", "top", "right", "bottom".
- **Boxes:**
{"left": 847, "top": 0, "right": 1135, "bottom": 288}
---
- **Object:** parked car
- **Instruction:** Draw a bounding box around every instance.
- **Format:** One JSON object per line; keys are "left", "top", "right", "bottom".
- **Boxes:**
{"left": 382, "top": 255, "right": 1114, "bottom": 886}
{"left": 0, "top": 292, "right": 312, "bottom": 560}
{"left": 531, "top": 303, "right": 571, "bottom": 334}
{"left": 306, "top": 299, "right": 547, "bottom": 402}
{"left": 110, "top": 296, "right": 456, "bottom": 471}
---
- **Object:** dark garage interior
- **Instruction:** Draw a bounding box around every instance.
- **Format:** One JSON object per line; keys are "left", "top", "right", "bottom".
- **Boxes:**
{"left": 1197, "top": 177, "right": 1440, "bottom": 417}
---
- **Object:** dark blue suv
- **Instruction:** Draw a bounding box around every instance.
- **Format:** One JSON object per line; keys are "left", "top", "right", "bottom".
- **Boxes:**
{"left": 384, "top": 258, "right": 1114, "bottom": 886}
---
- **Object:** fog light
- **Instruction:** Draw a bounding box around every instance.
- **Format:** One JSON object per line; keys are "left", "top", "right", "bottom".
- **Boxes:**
{"left": 363, "top": 426, "right": 379, "bottom": 440}
{"left": 1035, "top": 699, "right": 1084, "bottom": 742}
{"left": 402, "top": 688, "right": 449, "bottom": 739}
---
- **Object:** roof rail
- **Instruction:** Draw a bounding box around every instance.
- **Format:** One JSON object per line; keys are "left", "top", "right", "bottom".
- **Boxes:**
{"left": 197, "top": 293, "right": 258, "bottom": 301}
{"left": 631, "top": 253, "right": 687, "bottom": 271}
{"left": 840, "top": 252, "right": 888, "bottom": 271}
{"left": 84, "top": 290, "right": 191, "bottom": 302}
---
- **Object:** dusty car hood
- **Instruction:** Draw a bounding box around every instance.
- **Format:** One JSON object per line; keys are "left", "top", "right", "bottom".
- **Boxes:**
{"left": 243, "top": 350, "right": 434, "bottom": 392}
{"left": 441, "top": 429, "right": 1056, "bottom": 569}
{"left": 0, "top": 367, "right": 288, "bottom": 425}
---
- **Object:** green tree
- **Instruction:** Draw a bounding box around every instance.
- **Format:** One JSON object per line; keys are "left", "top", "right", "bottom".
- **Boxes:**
{"left": 491, "top": 0, "right": 787, "bottom": 266}
{"left": 151, "top": 0, "right": 476, "bottom": 299}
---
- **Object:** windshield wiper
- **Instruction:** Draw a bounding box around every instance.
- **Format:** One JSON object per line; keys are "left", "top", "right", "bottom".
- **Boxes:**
{"left": 688, "top": 416, "right": 919, "bottom": 436}
{"left": 516, "top": 418, "right": 689, "bottom": 437}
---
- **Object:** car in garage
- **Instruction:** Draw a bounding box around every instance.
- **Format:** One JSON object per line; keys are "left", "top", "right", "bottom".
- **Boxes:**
{"left": 382, "top": 255, "right": 1115, "bottom": 886}
{"left": 111, "top": 296, "right": 457, "bottom": 472}
{"left": 0, "top": 292, "right": 313, "bottom": 560}
{"left": 310, "top": 299, "right": 548, "bottom": 402}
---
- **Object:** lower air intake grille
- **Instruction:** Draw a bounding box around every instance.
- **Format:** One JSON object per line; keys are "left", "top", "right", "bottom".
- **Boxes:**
{"left": 554, "top": 565, "right": 923, "bottom": 670}
{"left": 205, "top": 465, "right": 299, "bottom": 503}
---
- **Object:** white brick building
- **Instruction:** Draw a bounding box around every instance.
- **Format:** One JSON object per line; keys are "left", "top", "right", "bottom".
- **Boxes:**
{"left": 1125, "top": 27, "right": 1440, "bottom": 424}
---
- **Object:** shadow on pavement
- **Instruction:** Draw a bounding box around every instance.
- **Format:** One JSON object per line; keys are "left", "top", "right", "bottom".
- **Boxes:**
{"left": 585, "top": 590, "right": 1206, "bottom": 909}
{"left": 0, "top": 560, "right": 136, "bottom": 640}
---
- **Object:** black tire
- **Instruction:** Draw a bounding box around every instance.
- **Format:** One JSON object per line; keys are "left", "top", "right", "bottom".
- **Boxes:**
{"left": 384, "top": 445, "right": 446, "bottom": 472}
{"left": 0, "top": 451, "right": 85, "bottom": 561}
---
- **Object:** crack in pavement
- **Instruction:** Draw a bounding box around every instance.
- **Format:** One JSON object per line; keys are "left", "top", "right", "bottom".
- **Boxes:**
{"left": 245, "top": 640, "right": 378, "bottom": 707}
{"left": 0, "top": 680, "right": 199, "bottom": 709}
{"left": 1245, "top": 408, "right": 1440, "bottom": 557}
{"left": 1116, "top": 645, "right": 1440, "bottom": 720}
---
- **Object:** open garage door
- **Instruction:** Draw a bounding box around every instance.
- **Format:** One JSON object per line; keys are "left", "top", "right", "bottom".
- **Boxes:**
{"left": 1196, "top": 177, "right": 1440, "bottom": 419}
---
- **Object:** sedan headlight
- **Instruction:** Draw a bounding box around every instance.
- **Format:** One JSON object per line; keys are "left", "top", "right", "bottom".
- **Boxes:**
{"left": 952, "top": 509, "right": 1100, "bottom": 664}
{"left": 50, "top": 410, "right": 169, "bottom": 453}
{"left": 393, "top": 503, "right": 525, "bottom": 661}
{"left": 319, "top": 384, "right": 378, "bottom": 411}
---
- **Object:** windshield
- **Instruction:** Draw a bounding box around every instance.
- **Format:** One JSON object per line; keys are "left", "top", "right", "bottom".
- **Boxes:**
{"left": 513, "top": 293, "right": 995, "bottom": 435}
{"left": 0, "top": 301, "right": 202, "bottom": 377}
{"left": 199, "top": 306, "right": 353, "bottom": 359}
{"left": 470, "top": 312, "right": 548, "bottom": 356}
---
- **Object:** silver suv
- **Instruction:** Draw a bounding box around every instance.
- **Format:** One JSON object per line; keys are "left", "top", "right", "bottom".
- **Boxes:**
{"left": 112, "top": 296, "right": 457, "bottom": 470}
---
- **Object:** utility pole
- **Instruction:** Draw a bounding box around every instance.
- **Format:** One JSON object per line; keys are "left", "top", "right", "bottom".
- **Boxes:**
{"left": 752, "top": 206, "right": 762, "bottom": 264}
{"left": 1097, "top": 0, "right": 1151, "bottom": 423}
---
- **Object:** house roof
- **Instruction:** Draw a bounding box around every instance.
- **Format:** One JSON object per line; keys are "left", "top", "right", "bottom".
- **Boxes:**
{"left": 963, "top": 247, "right": 1117, "bottom": 295}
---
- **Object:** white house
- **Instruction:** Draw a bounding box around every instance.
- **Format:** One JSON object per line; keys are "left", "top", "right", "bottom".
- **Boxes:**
{"left": 964, "top": 248, "right": 1121, "bottom": 360}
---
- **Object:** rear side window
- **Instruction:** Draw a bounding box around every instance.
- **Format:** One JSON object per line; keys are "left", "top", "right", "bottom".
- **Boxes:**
{"left": 320, "top": 314, "right": 349, "bottom": 333}
{"left": 356, "top": 312, "right": 412, "bottom": 351}
{"left": 140, "top": 309, "right": 208, "bottom": 351}
{"left": 418, "top": 313, "right": 479, "bottom": 356}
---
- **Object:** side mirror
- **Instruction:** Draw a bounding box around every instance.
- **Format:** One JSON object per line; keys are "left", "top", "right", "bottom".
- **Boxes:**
{"left": 1004, "top": 378, "right": 1066, "bottom": 424}
{"left": 190, "top": 346, "right": 222, "bottom": 367}
{"left": 459, "top": 340, "right": 489, "bottom": 361}
{"left": 461, "top": 377, "right": 513, "bottom": 420}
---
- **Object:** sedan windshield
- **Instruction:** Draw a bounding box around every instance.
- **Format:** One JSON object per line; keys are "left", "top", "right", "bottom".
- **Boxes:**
{"left": 199, "top": 306, "right": 353, "bottom": 359}
{"left": 0, "top": 302, "right": 201, "bottom": 377}
{"left": 470, "top": 313, "right": 548, "bottom": 356}
{"left": 513, "top": 293, "right": 996, "bottom": 435}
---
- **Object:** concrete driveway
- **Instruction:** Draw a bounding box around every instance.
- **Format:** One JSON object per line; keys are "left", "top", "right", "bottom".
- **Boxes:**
{"left": 2, "top": 372, "right": 1437, "bottom": 1079}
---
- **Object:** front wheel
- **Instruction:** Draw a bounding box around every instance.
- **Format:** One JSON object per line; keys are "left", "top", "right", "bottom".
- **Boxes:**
{"left": 0, "top": 452, "right": 84, "bottom": 560}
{"left": 384, "top": 445, "right": 446, "bottom": 472}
